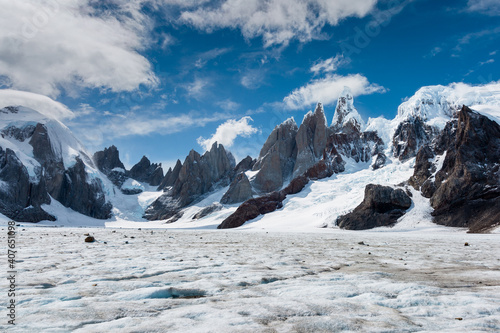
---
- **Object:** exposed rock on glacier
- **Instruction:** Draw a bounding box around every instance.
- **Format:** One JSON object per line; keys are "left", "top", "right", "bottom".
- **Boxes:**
{"left": 192, "top": 203, "right": 223, "bottom": 220}
{"left": 336, "top": 184, "right": 412, "bottom": 230}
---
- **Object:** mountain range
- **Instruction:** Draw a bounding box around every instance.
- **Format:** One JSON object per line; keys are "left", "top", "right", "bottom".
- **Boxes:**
{"left": 1, "top": 84, "right": 499, "bottom": 233}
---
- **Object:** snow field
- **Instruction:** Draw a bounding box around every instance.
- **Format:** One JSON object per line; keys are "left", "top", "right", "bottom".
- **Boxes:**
{"left": 1, "top": 227, "right": 499, "bottom": 332}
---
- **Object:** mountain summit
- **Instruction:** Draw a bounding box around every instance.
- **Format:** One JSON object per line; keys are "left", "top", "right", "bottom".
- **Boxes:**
{"left": 332, "top": 86, "right": 365, "bottom": 132}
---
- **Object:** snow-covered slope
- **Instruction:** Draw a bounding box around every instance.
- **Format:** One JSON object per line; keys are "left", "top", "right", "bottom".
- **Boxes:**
{"left": 397, "top": 81, "right": 500, "bottom": 128}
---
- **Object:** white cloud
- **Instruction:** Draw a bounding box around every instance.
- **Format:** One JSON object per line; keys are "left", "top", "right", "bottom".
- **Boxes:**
{"left": 185, "top": 77, "right": 211, "bottom": 99}
{"left": 426, "top": 46, "right": 443, "bottom": 58}
{"left": 453, "top": 26, "right": 500, "bottom": 55}
{"left": 0, "top": 89, "right": 74, "bottom": 120}
{"left": 194, "top": 48, "right": 232, "bottom": 68}
{"left": 283, "top": 74, "right": 386, "bottom": 110}
{"left": 480, "top": 59, "right": 495, "bottom": 66}
{"left": 310, "top": 55, "right": 350, "bottom": 75}
{"left": 70, "top": 109, "right": 232, "bottom": 152}
{"left": 0, "top": 0, "right": 158, "bottom": 97}
{"left": 180, "top": 0, "right": 378, "bottom": 47}
{"left": 240, "top": 69, "right": 267, "bottom": 89}
{"left": 467, "top": 0, "right": 500, "bottom": 15}
{"left": 197, "top": 117, "right": 259, "bottom": 151}
{"left": 216, "top": 99, "right": 241, "bottom": 111}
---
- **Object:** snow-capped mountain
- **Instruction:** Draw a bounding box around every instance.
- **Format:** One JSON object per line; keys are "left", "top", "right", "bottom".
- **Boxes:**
{"left": 397, "top": 82, "right": 500, "bottom": 126}
{"left": 331, "top": 86, "right": 365, "bottom": 132}
{"left": 0, "top": 106, "right": 110, "bottom": 221}
{"left": 2, "top": 82, "right": 500, "bottom": 233}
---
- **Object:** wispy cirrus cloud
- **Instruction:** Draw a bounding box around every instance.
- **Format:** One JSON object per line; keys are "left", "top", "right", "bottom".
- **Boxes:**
{"left": 194, "top": 48, "right": 232, "bottom": 68}
{"left": 310, "top": 54, "right": 350, "bottom": 75}
{"left": 466, "top": 0, "right": 500, "bottom": 16}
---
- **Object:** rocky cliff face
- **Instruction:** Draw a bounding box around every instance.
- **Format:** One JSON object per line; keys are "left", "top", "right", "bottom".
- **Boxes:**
{"left": 250, "top": 91, "right": 384, "bottom": 195}
{"left": 93, "top": 145, "right": 127, "bottom": 187}
{"left": 158, "top": 159, "right": 182, "bottom": 191}
{"left": 392, "top": 117, "right": 438, "bottom": 161}
{"left": 293, "top": 104, "right": 328, "bottom": 178}
{"left": 129, "top": 156, "right": 164, "bottom": 186}
{"left": 0, "top": 147, "right": 54, "bottom": 221}
{"left": 252, "top": 118, "right": 298, "bottom": 192}
{"left": 221, "top": 172, "right": 253, "bottom": 204}
{"left": 0, "top": 106, "right": 111, "bottom": 221}
{"left": 411, "top": 106, "right": 500, "bottom": 232}
{"left": 144, "top": 142, "right": 235, "bottom": 220}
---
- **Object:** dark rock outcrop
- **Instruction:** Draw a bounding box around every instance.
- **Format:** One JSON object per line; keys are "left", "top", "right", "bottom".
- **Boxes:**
{"left": 327, "top": 130, "right": 384, "bottom": 165}
{"left": 48, "top": 157, "right": 112, "bottom": 219}
{"left": 232, "top": 156, "right": 255, "bottom": 179}
{"left": 192, "top": 203, "right": 223, "bottom": 220}
{"left": 93, "top": 145, "right": 125, "bottom": 173}
{"left": 336, "top": 184, "right": 412, "bottom": 230}
{"left": 0, "top": 147, "right": 55, "bottom": 222}
{"left": 393, "top": 117, "right": 438, "bottom": 161}
{"left": 129, "top": 156, "right": 164, "bottom": 186}
{"left": 93, "top": 146, "right": 127, "bottom": 187}
{"left": 411, "top": 106, "right": 500, "bottom": 232}
{"left": 372, "top": 152, "right": 387, "bottom": 170}
{"left": 217, "top": 191, "right": 285, "bottom": 229}
{"left": 408, "top": 145, "right": 436, "bottom": 198}
{"left": 144, "top": 142, "right": 235, "bottom": 221}
{"left": 221, "top": 172, "right": 253, "bottom": 204}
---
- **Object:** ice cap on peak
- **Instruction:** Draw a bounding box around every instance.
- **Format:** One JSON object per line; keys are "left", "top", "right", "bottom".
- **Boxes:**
{"left": 331, "top": 86, "right": 364, "bottom": 131}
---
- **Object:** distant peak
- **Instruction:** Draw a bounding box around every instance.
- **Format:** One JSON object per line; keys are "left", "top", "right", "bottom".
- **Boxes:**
{"left": 332, "top": 86, "right": 364, "bottom": 131}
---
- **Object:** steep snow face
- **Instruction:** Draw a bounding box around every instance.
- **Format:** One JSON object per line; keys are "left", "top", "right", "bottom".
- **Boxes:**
{"left": 0, "top": 106, "right": 96, "bottom": 173}
{"left": 331, "top": 86, "right": 365, "bottom": 131}
{"left": 397, "top": 82, "right": 500, "bottom": 129}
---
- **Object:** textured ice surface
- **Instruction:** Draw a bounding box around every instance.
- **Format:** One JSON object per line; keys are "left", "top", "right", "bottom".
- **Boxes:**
{"left": 0, "top": 226, "right": 499, "bottom": 333}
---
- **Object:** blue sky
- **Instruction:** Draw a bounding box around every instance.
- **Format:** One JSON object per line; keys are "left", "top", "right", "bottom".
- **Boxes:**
{"left": 1, "top": 0, "right": 499, "bottom": 170}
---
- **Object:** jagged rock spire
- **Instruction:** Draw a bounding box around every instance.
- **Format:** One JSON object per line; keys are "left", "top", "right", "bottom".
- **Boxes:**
{"left": 332, "top": 86, "right": 364, "bottom": 132}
